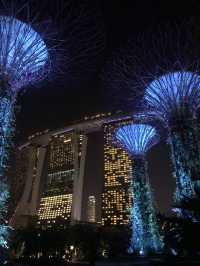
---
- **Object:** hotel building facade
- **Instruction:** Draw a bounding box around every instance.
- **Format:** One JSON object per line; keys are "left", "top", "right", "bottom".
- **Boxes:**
{"left": 10, "top": 113, "right": 134, "bottom": 228}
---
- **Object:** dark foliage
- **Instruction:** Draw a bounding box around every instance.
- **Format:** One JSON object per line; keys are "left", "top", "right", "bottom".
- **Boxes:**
{"left": 10, "top": 223, "right": 131, "bottom": 263}
{"left": 162, "top": 185, "right": 200, "bottom": 257}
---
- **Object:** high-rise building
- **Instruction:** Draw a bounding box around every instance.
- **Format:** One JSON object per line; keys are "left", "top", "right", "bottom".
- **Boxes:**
{"left": 10, "top": 134, "right": 51, "bottom": 228}
{"left": 102, "top": 118, "right": 133, "bottom": 226}
{"left": 10, "top": 113, "right": 134, "bottom": 229}
{"left": 10, "top": 114, "right": 107, "bottom": 228}
{"left": 37, "top": 131, "right": 84, "bottom": 228}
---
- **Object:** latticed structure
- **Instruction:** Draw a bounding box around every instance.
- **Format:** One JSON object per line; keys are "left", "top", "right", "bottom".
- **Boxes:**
{"left": 0, "top": 15, "right": 49, "bottom": 249}
{"left": 0, "top": 1, "right": 104, "bottom": 252}
{"left": 145, "top": 71, "right": 200, "bottom": 202}
{"left": 115, "top": 123, "right": 163, "bottom": 255}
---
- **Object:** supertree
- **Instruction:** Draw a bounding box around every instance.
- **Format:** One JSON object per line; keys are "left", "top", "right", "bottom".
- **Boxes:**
{"left": 0, "top": 14, "right": 49, "bottom": 250}
{"left": 115, "top": 123, "right": 163, "bottom": 255}
{"left": 0, "top": 1, "right": 104, "bottom": 252}
{"left": 103, "top": 20, "right": 200, "bottom": 205}
{"left": 144, "top": 71, "right": 200, "bottom": 203}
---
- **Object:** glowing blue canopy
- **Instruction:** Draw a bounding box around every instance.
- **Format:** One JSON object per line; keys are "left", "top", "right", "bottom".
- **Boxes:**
{"left": 0, "top": 16, "right": 48, "bottom": 90}
{"left": 115, "top": 124, "right": 159, "bottom": 156}
{"left": 144, "top": 71, "right": 200, "bottom": 121}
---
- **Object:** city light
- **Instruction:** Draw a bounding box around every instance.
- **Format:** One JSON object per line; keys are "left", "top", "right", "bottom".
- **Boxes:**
{"left": 102, "top": 120, "right": 133, "bottom": 225}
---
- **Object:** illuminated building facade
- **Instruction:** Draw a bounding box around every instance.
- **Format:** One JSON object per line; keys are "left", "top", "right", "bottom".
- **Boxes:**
{"left": 10, "top": 113, "right": 135, "bottom": 229}
{"left": 37, "top": 131, "right": 82, "bottom": 228}
{"left": 37, "top": 194, "right": 73, "bottom": 226}
{"left": 102, "top": 118, "right": 133, "bottom": 225}
{"left": 10, "top": 114, "right": 108, "bottom": 228}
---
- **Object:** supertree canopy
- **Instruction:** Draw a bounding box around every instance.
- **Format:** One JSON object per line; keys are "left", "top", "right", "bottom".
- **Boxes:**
{"left": 115, "top": 123, "right": 163, "bottom": 255}
{"left": 0, "top": 15, "right": 49, "bottom": 250}
{"left": 145, "top": 71, "right": 200, "bottom": 202}
{"left": 145, "top": 71, "right": 200, "bottom": 123}
{"left": 0, "top": 1, "right": 105, "bottom": 254}
{"left": 0, "top": 16, "right": 48, "bottom": 90}
{"left": 116, "top": 124, "right": 158, "bottom": 156}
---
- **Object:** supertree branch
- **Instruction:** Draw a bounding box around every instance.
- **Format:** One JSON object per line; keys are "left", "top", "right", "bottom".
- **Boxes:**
{"left": 115, "top": 123, "right": 163, "bottom": 255}
{"left": 115, "top": 124, "right": 160, "bottom": 157}
{"left": 1, "top": 0, "right": 105, "bottom": 84}
{"left": 102, "top": 20, "right": 200, "bottom": 112}
{"left": 0, "top": 15, "right": 49, "bottom": 90}
{"left": 144, "top": 71, "right": 200, "bottom": 124}
{"left": 37, "top": 0, "right": 105, "bottom": 83}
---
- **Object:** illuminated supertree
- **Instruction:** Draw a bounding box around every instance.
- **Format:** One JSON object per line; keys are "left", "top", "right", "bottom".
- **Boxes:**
{"left": 103, "top": 21, "right": 200, "bottom": 205}
{"left": 0, "top": 1, "right": 104, "bottom": 252}
{"left": 144, "top": 71, "right": 200, "bottom": 203}
{"left": 0, "top": 14, "right": 49, "bottom": 250}
{"left": 115, "top": 123, "right": 163, "bottom": 255}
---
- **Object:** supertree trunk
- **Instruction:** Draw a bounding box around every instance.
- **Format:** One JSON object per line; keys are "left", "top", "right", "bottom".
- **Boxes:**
{"left": 130, "top": 157, "right": 163, "bottom": 255}
{"left": 0, "top": 88, "right": 15, "bottom": 248}
{"left": 169, "top": 120, "right": 200, "bottom": 202}
{"left": 195, "top": 111, "right": 200, "bottom": 190}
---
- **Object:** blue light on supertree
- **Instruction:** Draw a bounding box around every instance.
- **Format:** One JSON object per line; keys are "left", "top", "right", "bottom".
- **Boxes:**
{"left": 0, "top": 1, "right": 105, "bottom": 255}
{"left": 145, "top": 71, "right": 200, "bottom": 203}
{"left": 0, "top": 15, "right": 49, "bottom": 250}
{"left": 103, "top": 21, "right": 200, "bottom": 218}
{"left": 145, "top": 72, "right": 200, "bottom": 123}
{"left": 115, "top": 124, "right": 163, "bottom": 255}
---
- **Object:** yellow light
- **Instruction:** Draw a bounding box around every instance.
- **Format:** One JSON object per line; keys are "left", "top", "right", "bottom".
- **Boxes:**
{"left": 63, "top": 138, "right": 71, "bottom": 143}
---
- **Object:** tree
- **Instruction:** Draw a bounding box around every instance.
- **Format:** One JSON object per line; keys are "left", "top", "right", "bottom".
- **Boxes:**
{"left": 99, "top": 225, "right": 130, "bottom": 258}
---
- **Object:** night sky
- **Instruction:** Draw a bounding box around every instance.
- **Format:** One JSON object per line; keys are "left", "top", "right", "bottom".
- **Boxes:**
{"left": 14, "top": 1, "right": 200, "bottom": 213}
